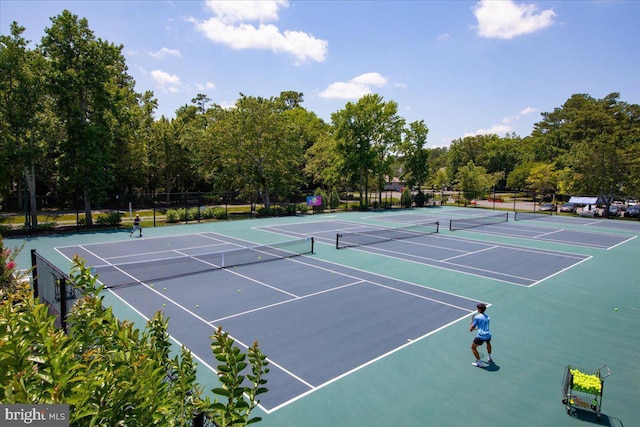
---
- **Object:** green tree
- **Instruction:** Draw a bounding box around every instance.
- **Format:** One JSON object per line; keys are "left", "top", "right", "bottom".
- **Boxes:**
{"left": 456, "top": 161, "right": 491, "bottom": 203}
{"left": 526, "top": 163, "right": 558, "bottom": 202}
{"left": 0, "top": 22, "right": 48, "bottom": 226}
{"left": 213, "top": 94, "right": 306, "bottom": 209}
{"left": 111, "top": 90, "right": 157, "bottom": 195}
{"left": 304, "top": 131, "right": 343, "bottom": 190}
{"left": 506, "top": 162, "right": 534, "bottom": 191}
{"left": 332, "top": 94, "right": 404, "bottom": 209}
{"left": 40, "top": 10, "right": 138, "bottom": 224}
{"left": 530, "top": 93, "right": 640, "bottom": 210}
{"left": 399, "top": 120, "right": 430, "bottom": 191}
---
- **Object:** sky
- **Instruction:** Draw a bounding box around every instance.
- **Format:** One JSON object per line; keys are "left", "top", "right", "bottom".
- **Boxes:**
{"left": 1, "top": 0, "right": 639, "bottom": 147}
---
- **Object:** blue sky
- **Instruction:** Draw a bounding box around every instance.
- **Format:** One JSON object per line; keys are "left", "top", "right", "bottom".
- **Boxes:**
{"left": 2, "top": 0, "right": 639, "bottom": 147}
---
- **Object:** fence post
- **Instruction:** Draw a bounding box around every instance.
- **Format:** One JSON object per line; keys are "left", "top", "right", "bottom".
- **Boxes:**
{"left": 31, "top": 249, "right": 38, "bottom": 298}
{"left": 192, "top": 413, "right": 204, "bottom": 427}
{"left": 59, "top": 277, "right": 68, "bottom": 333}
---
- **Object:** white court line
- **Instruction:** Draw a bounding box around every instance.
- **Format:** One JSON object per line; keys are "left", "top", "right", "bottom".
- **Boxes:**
{"left": 440, "top": 245, "right": 497, "bottom": 262}
{"left": 56, "top": 244, "right": 316, "bottom": 412}
{"left": 211, "top": 280, "right": 365, "bottom": 323}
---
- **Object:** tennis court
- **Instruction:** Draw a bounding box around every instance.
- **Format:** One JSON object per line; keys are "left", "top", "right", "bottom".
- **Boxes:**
{"left": 257, "top": 219, "right": 591, "bottom": 287}
{"left": 13, "top": 206, "right": 640, "bottom": 426}
{"left": 368, "top": 211, "right": 634, "bottom": 249}
{"left": 56, "top": 231, "right": 482, "bottom": 412}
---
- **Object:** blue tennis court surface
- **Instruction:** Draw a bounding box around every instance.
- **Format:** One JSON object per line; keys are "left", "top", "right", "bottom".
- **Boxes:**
{"left": 257, "top": 220, "right": 592, "bottom": 286}
{"left": 57, "top": 232, "right": 481, "bottom": 412}
{"left": 366, "top": 212, "right": 634, "bottom": 249}
{"left": 25, "top": 206, "right": 638, "bottom": 425}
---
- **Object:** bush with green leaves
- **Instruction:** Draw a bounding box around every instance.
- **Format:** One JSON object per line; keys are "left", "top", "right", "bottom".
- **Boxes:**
{"left": 96, "top": 211, "right": 122, "bottom": 225}
{"left": 401, "top": 188, "right": 413, "bottom": 208}
{"left": 199, "top": 206, "right": 227, "bottom": 220}
{"left": 329, "top": 188, "right": 340, "bottom": 210}
{"left": 0, "top": 242, "right": 269, "bottom": 426}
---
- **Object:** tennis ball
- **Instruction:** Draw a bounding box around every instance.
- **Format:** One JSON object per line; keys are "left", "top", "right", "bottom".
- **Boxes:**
{"left": 195, "top": 305, "right": 199, "bottom": 308}
{"left": 237, "top": 289, "right": 241, "bottom": 293}
{"left": 164, "top": 287, "right": 167, "bottom": 291}
{"left": 162, "top": 303, "right": 166, "bottom": 307}
{"left": 614, "top": 308, "right": 618, "bottom": 311}
{"left": 258, "top": 256, "right": 261, "bottom": 260}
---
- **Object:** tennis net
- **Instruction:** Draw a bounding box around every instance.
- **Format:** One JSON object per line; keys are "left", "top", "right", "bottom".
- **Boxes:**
{"left": 336, "top": 221, "right": 439, "bottom": 249}
{"left": 92, "top": 238, "right": 314, "bottom": 289}
{"left": 449, "top": 212, "right": 509, "bottom": 231}
{"left": 514, "top": 211, "right": 552, "bottom": 221}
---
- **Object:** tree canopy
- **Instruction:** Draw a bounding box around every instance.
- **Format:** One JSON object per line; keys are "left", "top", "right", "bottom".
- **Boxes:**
{"left": 1, "top": 12, "right": 640, "bottom": 223}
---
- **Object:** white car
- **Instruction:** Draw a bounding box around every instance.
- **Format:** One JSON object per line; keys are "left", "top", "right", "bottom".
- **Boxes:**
{"left": 627, "top": 199, "right": 637, "bottom": 207}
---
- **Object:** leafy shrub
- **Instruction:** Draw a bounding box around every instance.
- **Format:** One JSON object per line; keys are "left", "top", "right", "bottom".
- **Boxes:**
{"left": 0, "top": 247, "right": 269, "bottom": 426}
{"left": 213, "top": 207, "right": 227, "bottom": 219}
{"left": 329, "top": 188, "right": 340, "bottom": 210}
{"left": 414, "top": 191, "right": 425, "bottom": 207}
{"left": 401, "top": 188, "right": 413, "bottom": 208}
{"left": 199, "top": 206, "right": 227, "bottom": 220}
{"left": 32, "top": 221, "right": 57, "bottom": 230}
{"left": 165, "top": 209, "right": 181, "bottom": 223}
{"left": 96, "top": 212, "right": 122, "bottom": 225}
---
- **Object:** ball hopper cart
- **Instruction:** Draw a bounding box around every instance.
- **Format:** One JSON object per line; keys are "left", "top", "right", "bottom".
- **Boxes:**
{"left": 561, "top": 364, "right": 610, "bottom": 420}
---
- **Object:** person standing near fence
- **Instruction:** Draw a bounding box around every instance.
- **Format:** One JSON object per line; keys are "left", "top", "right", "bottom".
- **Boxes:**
{"left": 130, "top": 214, "right": 142, "bottom": 237}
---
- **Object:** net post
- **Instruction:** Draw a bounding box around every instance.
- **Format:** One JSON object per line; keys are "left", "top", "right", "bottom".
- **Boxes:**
{"left": 449, "top": 219, "right": 453, "bottom": 231}
{"left": 311, "top": 237, "right": 315, "bottom": 254}
{"left": 336, "top": 234, "right": 340, "bottom": 250}
{"left": 31, "top": 249, "right": 39, "bottom": 298}
{"left": 436, "top": 221, "right": 440, "bottom": 233}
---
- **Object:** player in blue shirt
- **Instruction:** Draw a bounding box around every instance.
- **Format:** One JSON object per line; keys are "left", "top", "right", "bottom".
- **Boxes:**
{"left": 470, "top": 303, "right": 492, "bottom": 367}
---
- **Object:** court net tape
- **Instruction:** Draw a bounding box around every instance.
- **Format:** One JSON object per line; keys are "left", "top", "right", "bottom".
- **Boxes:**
{"left": 336, "top": 221, "right": 439, "bottom": 249}
{"left": 91, "top": 238, "right": 314, "bottom": 289}
{"left": 449, "top": 212, "right": 509, "bottom": 231}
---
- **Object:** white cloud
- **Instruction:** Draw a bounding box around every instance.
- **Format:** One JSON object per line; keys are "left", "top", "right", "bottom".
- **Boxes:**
{"left": 519, "top": 106, "right": 537, "bottom": 116}
{"left": 318, "top": 72, "right": 388, "bottom": 99}
{"left": 436, "top": 33, "right": 451, "bottom": 42}
{"left": 467, "top": 106, "right": 539, "bottom": 137}
{"left": 191, "top": 0, "right": 328, "bottom": 63}
{"left": 218, "top": 100, "right": 235, "bottom": 110}
{"left": 149, "top": 47, "right": 182, "bottom": 59}
{"left": 195, "top": 81, "right": 216, "bottom": 91}
{"left": 204, "top": 0, "right": 287, "bottom": 23}
{"left": 150, "top": 69, "right": 181, "bottom": 92}
{"left": 464, "top": 124, "right": 512, "bottom": 138}
{"left": 473, "top": 0, "right": 556, "bottom": 39}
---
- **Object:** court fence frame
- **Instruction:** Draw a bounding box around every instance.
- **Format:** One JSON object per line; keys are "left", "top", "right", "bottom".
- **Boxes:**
{"left": 29, "top": 249, "right": 220, "bottom": 426}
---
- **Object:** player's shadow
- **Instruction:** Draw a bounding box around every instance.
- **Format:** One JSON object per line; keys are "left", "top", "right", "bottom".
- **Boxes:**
{"left": 484, "top": 361, "right": 500, "bottom": 372}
